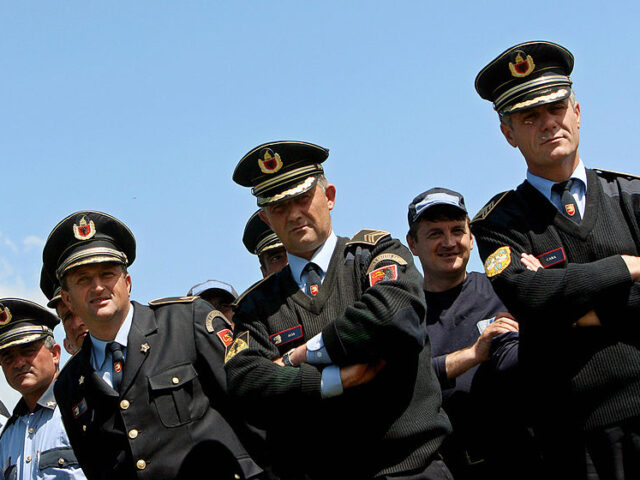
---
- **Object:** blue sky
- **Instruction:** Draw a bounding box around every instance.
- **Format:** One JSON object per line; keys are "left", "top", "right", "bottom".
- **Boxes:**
{"left": 1, "top": 1, "right": 639, "bottom": 408}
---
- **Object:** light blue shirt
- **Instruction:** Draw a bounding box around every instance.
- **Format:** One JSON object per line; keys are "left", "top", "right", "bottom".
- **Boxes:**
{"left": 287, "top": 231, "right": 337, "bottom": 291}
{"left": 0, "top": 381, "right": 86, "bottom": 480}
{"left": 526, "top": 159, "right": 587, "bottom": 218}
{"left": 286, "top": 233, "right": 343, "bottom": 398}
{"left": 89, "top": 303, "right": 134, "bottom": 388}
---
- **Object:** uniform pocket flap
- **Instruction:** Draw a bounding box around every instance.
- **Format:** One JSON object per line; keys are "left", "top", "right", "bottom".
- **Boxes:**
{"left": 39, "top": 447, "right": 78, "bottom": 469}
{"left": 148, "top": 363, "right": 197, "bottom": 390}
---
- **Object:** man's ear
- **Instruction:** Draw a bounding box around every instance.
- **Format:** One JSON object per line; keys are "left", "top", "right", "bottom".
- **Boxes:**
{"left": 325, "top": 184, "right": 336, "bottom": 211}
{"left": 406, "top": 234, "right": 418, "bottom": 255}
{"left": 500, "top": 123, "right": 518, "bottom": 148}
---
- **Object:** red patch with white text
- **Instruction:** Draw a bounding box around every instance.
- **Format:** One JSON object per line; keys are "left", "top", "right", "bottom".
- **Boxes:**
{"left": 217, "top": 329, "right": 234, "bottom": 347}
{"left": 368, "top": 264, "right": 398, "bottom": 286}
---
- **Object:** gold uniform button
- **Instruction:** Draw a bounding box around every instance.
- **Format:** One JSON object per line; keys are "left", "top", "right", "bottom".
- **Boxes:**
{"left": 128, "top": 429, "right": 139, "bottom": 439}
{"left": 26, "top": 456, "right": 32, "bottom": 463}
{"left": 172, "top": 377, "right": 179, "bottom": 384}
{"left": 82, "top": 425, "right": 87, "bottom": 432}
{"left": 136, "top": 459, "right": 146, "bottom": 470}
{"left": 234, "top": 474, "right": 241, "bottom": 480}
{"left": 120, "top": 399, "right": 130, "bottom": 410}
{"left": 58, "top": 458, "right": 65, "bottom": 466}
{"left": 28, "top": 428, "right": 35, "bottom": 434}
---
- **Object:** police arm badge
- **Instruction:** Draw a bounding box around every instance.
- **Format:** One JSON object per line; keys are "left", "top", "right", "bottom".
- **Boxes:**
{"left": 484, "top": 246, "right": 512, "bottom": 278}
{"left": 224, "top": 331, "right": 250, "bottom": 363}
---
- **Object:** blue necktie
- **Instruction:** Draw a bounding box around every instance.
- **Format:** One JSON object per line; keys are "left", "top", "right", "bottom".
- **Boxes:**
{"left": 107, "top": 342, "right": 124, "bottom": 391}
{"left": 303, "top": 263, "right": 322, "bottom": 296}
{"left": 553, "top": 179, "right": 581, "bottom": 223}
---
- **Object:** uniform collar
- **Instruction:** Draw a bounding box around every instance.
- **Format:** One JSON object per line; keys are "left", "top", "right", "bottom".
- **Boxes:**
{"left": 11, "top": 378, "right": 58, "bottom": 417}
{"left": 90, "top": 302, "right": 134, "bottom": 369}
{"left": 526, "top": 158, "right": 587, "bottom": 199}
{"left": 287, "top": 231, "right": 337, "bottom": 287}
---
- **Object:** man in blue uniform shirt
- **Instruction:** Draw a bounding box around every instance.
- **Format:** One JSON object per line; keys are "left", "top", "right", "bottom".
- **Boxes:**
{"left": 0, "top": 298, "right": 85, "bottom": 480}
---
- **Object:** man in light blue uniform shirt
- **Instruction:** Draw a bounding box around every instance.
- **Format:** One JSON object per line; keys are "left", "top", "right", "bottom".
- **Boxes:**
{"left": 0, "top": 298, "right": 85, "bottom": 480}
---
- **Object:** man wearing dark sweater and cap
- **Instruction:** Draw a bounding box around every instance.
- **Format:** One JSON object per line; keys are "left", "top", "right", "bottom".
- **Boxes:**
{"left": 472, "top": 41, "right": 640, "bottom": 479}
{"left": 226, "top": 140, "right": 452, "bottom": 479}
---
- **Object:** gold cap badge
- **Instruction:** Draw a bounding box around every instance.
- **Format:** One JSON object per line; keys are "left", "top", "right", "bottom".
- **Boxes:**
{"left": 258, "top": 148, "right": 283, "bottom": 174}
{"left": 0, "top": 306, "right": 11, "bottom": 326}
{"left": 73, "top": 216, "right": 96, "bottom": 241}
{"left": 509, "top": 52, "right": 535, "bottom": 78}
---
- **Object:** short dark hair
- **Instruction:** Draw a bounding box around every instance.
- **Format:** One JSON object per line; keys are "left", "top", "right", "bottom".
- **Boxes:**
{"left": 407, "top": 205, "right": 469, "bottom": 240}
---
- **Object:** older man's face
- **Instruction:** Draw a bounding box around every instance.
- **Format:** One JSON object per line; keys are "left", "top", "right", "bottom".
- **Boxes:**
{"left": 260, "top": 183, "right": 335, "bottom": 261}
{"left": 501, "top": 99, "right": 581, "bottom": 180}
{"left": 0, "top": 340, "right": 59, "bottom": 400}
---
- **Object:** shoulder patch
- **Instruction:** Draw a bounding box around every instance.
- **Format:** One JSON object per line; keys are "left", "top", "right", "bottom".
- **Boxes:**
{"left": 224, "top": 331, "right": 250, "bottom": 363}
{"left": 366, "top": 253, "right": 407, "bottom": 274}
{"left": 205, "top": 309, "right": 231, "bottom": 332}
{"left": 369, "top": 264, "right": 398, "bottom": 286}
{"left": 484, "top": 246, "right": 512, "bottom": 278}
{"left": 234, "top": 275, "right": 273, "bottom": 305}
{"left": 216, "top": 328, "right": 234, "bottom": 348}
{"left": 594, "top": 168, "right": 640, "bottom": 181}
{"left": 471, "top": 191, "right": 511, "bottom": 223}
{"left": 149, "top": 296, "right": 197, "bottom": 307}
{"left": 346, "top": 229, "right": 390, "bottom": 246}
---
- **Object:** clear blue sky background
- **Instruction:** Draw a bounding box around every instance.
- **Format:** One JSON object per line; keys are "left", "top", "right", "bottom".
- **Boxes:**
{"left": 1, "top": 1, "right": 639, "bottom": 408}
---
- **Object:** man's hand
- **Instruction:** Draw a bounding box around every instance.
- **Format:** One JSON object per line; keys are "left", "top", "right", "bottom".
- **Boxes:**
{"left": 340, "top": 361, "right": 387, "bottom": 389}
{"left": 521, "top": 252, "right": 543, "bottom": 271}
{"left": 473, "top": 313, "right": 519, "bottom": 362}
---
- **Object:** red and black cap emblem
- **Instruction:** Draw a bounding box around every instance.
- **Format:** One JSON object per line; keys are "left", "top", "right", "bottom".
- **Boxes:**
{"left": 73, "top": 216, "right": 96, "bottom": 240}
{"left": 509, "top": 52, "right": 535, "bottom": 77}
{"left": 258, "top": 148, "right": 283, "bottom": 174}
{"left": 0, "top": 305, "right": 11, "bottom": 326}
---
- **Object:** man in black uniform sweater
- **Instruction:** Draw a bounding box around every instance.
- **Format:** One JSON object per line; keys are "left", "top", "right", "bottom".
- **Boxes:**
{"left": 226, "top": 141, "right": 452, "bottom": 479}
{"left": 42, "top": 210, "right": 265, "bottom": 480}
{"left": 472, "top": 41, "right": 640, "bottom": 479}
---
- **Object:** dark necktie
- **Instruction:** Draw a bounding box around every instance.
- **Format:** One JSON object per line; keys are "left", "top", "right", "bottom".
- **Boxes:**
{"left": 552, "top": 179, "right": 581, "bottom": 223}
{"left": 303, "top": 263, "right": 322, "bottom": 296}
{"left": 107, "top": 342, "right": 125, "bottom": 391}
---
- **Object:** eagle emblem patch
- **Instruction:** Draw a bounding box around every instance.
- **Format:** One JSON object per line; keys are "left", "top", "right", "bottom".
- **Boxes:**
{"left": 368, "top": 264, "right": 398, "bottom": 286}
{"left": 485, "top": 246, "right": 512, "bottom": 278}
{"left": 258, "top": 148, "right": 283, "bottom": 174}
{"left": 216, "top": 328, "right": 234, "bottom": 348}
{"left": 0, "top": 306, "right": 11, "bottom": 326}
{"left": 509, "top": 52, "right": 535, "bottom": 78}
{"left": 73, "top": 216, "right": 96, "bottom": 240}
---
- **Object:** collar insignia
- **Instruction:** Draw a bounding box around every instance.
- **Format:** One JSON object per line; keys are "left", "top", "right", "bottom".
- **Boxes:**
{"left": 78, "top": 375, "right": 85, "bottom": 385}
{"left": 0, "top": 306, "right": 11, "bottom": 326}
{"left": 258, "top": 148, "right": 283, "bottom": 174}
{"left": 509, "top": 51, "right": 535, "bottom": 78}
{"left": 140, "top": 343, "right": 150, "bottom": 353}
{"left": 73, "top": 216, "right": 96, "bottom": 240}
{"left": 46, "top": 401, "right": 56, "bottom": 407}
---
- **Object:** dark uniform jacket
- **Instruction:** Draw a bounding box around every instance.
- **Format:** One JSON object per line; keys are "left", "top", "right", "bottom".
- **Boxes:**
{"left": 226, "top": 231, "right": 452, "bottom": 479}
{"left": 471, "top": 168, "right": 640, "bottom": 477}
{"left": 54, "top": 298, "right": 264, "bottom": 480}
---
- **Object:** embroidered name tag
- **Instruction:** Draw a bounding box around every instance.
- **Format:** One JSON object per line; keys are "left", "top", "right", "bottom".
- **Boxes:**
{"left": 368, "top": 264, "right": 398, "bottom": 286}
{"left": 216, "top": 328, "right": 234, "bottom": 347}
{"left": 270, "top": 325, "right": 304, "bottom": 346}
{"left": 536, "top": 247, "right": 566, "bottom": 268}
{"left": 72, "top": 398, "right": 88, "bottom": 419}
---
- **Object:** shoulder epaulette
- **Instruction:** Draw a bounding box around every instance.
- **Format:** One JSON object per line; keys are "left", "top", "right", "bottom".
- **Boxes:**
{"left": 471, "top": 191, "right": 512, "bottom": 223}
{"left": 346, "top": 229, "right": 390, "bottom": 246}
{"left": 594, "top": 168, "right": 640, "bottom": 181}
{"left": 148, "top": 296, "right": 197, "bottom": 307}
{"left": 234, "top": 274, "right": 274, "bottom": 305}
